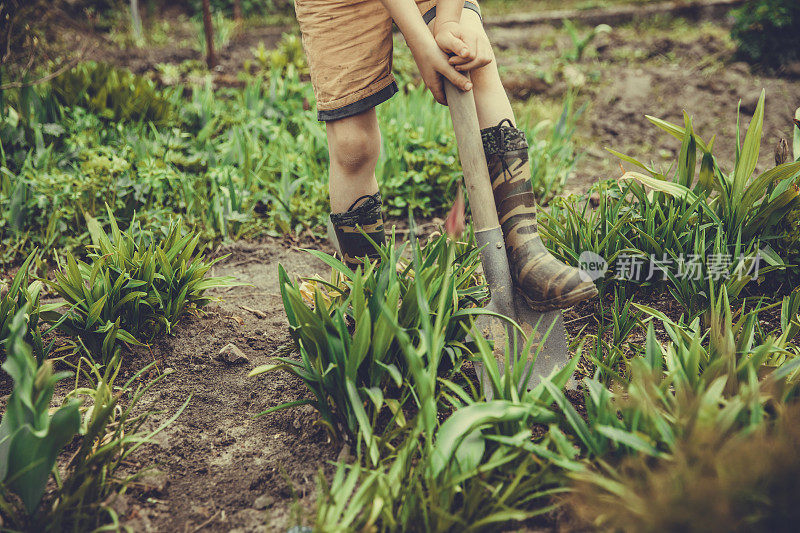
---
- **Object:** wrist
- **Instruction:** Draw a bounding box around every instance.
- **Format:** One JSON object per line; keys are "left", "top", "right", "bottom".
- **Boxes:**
{"left": 433, "top": 19, "right": 458, "bottom": 36}
{"left": 406, "top": 28, "right": 437, "bottom": 57}
{"left": 435, "top": 0, "right": 463, "bottom": 30}
{"left": 434, "top": 19, "right": 459, "bottom": 30}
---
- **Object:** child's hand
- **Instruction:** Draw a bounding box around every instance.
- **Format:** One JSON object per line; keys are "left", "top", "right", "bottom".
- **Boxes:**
{"left": 408, "top": 39, "right": 473, "bottom": 105}
{"left": 434, "top": 21, "right": 493, "bottom": 72}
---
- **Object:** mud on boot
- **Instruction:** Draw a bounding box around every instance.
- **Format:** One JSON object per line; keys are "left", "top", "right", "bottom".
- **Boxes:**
{"left": 481, "top": 119, "right": 597, "bottom": 311}
{"left": 329, "top": 192, "right": 386, "bottom": 270}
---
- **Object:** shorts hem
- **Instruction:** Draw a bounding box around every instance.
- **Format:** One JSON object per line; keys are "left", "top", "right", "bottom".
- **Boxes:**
{"left": 317, "top": 81, "right": 399, "bottom": 121}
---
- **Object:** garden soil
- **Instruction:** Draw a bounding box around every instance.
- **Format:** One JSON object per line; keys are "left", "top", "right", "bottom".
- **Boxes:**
{"left": 109, "top": 239, "right": 340, "bottom": 533}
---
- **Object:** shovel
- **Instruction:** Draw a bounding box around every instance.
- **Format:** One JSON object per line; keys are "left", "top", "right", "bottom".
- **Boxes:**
{"left": 443, "top": 78, "right": 573, "bottom": 397}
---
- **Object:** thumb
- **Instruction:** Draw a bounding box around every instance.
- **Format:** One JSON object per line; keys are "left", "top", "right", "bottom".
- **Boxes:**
{"left": 436, "top": 31, "right": 469, "bottom": 57}
{"left": 440, "top": 64, "right": 473, "bottom": 92}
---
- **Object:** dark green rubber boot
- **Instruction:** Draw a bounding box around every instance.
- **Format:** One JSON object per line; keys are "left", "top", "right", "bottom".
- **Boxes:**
{"left": 481, "top": 119, "right": 597, "bottom": 311}
{"left": 329, "top": 192, "right": 385, "bottom": 270}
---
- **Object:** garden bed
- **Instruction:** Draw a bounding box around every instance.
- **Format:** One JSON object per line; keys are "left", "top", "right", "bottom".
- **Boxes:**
{"left": 3, "top": 2, "right": 800, "bottom": 532}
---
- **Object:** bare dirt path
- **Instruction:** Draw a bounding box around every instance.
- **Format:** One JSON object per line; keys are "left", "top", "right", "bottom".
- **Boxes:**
{"left": 120, "top": 239, "right": 338, "bottom": 533}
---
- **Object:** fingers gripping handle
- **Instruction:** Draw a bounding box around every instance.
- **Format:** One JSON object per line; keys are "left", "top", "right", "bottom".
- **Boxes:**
{"left": 443, "top": 78, "right": 501, "bottom": 233}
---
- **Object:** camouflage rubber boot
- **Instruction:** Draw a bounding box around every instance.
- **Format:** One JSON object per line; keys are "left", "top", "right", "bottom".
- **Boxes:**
{"left": 329, "top": 192, "right": 385, "bottom": 270}
{"left": 481, "top": 119, "right": 597, "bottom": 311}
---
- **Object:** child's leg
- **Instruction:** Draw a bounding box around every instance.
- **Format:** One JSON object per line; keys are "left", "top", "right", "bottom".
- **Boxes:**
{"left": 326, "top": 109, "right": 381, "bottom": 214}
{"left": 325, "top": 109, "right": 386, "bottom": 268}
{"left": 295, "top": 0, "right": 397, "bottom": 268}
{"left": 443, "top": 9, "right": 598, "bottom": 310}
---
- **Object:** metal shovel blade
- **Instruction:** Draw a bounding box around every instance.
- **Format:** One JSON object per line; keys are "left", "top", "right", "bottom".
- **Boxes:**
{"left": 471, "top": 227, "right": 572, "bottom": 398}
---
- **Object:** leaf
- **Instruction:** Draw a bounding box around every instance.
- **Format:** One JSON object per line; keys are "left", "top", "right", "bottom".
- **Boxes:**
{"left": 595, "top": 425, "right": 666, "bottom": 458}
{"left": 738, "top": 161, "right": 800, "bottom": 221}
{"left": 677, "top": 113, "right": 696, "bottom": 188}
{"left": 450, "top": 429, "right": 485, "bottom": 479}
{"left": 362, "top": 386, "right": 383, "bottom": 412}
{"left": 346, "top": 381, "right": 377, "bottom": 464}
{"left": 793, "top": 107, "right": 800, "bottom": 162}
{"left": 732, "top": 89, "right": 765, "bottom": 202}
{"left": 643, "top": 322, "right": 664, "bottom": 372}
{"left": 646, "top": 115, "right": 710, "bottom": 152}
{"left": 303, "top": 249, "right": 355, "bottom": 281}
{"left": 252, "top": 399, "right": 314, "bottom": 418}
{"left": 543, "top": 380, "right": 599, "bottom": 455}
{"left": 84, "top": 212, "right": 112, "bottom": 253}
{"left": 697, "top": 146, "right": 717, "bottom": 194}
{"left": 431, "top": 401, "right": 532, "bottom": 479}
{"left": 85, "top": 294, "right": 108, "bottom": 328}
{"left": 0, "top": 311, "right": 81, "bottom": 514}
{"left": 621, "top": 171, "right": 702, "bottom": 206}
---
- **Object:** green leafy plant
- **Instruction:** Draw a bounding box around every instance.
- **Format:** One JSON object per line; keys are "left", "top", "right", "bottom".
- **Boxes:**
{"left": 2, "top": 58, "right": 580, "bottom": 266}
{"left": 543, "top": 92, "right": 800, "bottom": 317}
{"left": 377, "top": 86, "right": 580, "bottom": 217}
{"left": 44, "top": 353, "right": 189, "bottom": 532}
{"left": 376, "top": 86, "right": 464, "bottom": 218}
{"left": 251, "top": 33, "right": 308, "bottom": 75}
{"left": 583, "top": 284, "right": 642, "bottom": 384}
{"left": 618, "top": 91, "right": 800, "bottom": 247}
{"left": 193, "top": 12, "right": 237, "bottom": 54}
{"left": 565, "top": 397, "right": 800, "bottom": 532}
{"left": 251, "top": 230, "right": 487, "bottom": 460}
{"left": 1, "top": 250, "right": 74, "bottom": 365}
{"left": 45, "top": 209, "right": 238, "bottom": 361}
{"left": 659, "top": 222, "right": 778, "bottom": 325}
{"left": 49, "top": 62, "right": 176, "bottom": 125}
{"left": 541, "top": 174, "right": 710, "bottom": 313}
{"left": 535, "top": 288, "right": 800, "bottom": 474}
{"left": 561, "top": 19, "right": 611, "bottom": 63}
{"left": 316, "top": 410, "right": 562, "bottom": 533}
{"left": 775, "top": 108, "right": 800, "bottom": 272}
{"left": 0, "top": 309, "right": 189, "bottom": 530}
{"left": 0, "top": 308, "right": 81, "bottom": 516}
{"left": 526, "top": 92, "right": 584, "bottom": 200}
{"left": 1, "top": 252, "right": 36, "bottom": 354}
{"left": 313, "top": 269, "right": 579, "bottom": 532}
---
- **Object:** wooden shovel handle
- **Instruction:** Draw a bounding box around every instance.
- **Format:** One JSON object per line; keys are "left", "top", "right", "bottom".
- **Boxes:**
{"left": 444, "top": 78, "right": 501, "bottom": 233}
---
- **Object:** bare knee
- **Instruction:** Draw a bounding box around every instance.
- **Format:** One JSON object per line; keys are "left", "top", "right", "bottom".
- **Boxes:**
{"left": 327, "top": 111, "right": 381, "bottom": 175}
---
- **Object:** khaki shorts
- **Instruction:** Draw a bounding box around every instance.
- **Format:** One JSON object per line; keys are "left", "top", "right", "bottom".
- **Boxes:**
{"left": 294, "top": 0, "right": 481, "bottom": 121}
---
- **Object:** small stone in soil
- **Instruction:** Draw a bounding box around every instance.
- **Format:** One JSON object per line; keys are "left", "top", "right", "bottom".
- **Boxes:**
{"left": 240, "top": 305, "right": 267, "bottom": 319}
{"left": 105, "top": 493, "right": 130, "bottom": 517}
{"left": 139, "top": 470, "right": 169, "bottom": 495}
{"left": 253, "top": 494, "right": 274, "bottom": 509}
{"left": 216, "top": 343, "right": 250, "bottom": 365}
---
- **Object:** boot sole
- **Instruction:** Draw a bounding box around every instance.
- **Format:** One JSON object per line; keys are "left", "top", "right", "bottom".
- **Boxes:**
{"left": 516, "top": 283, "right": 599, "bottom": 312}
